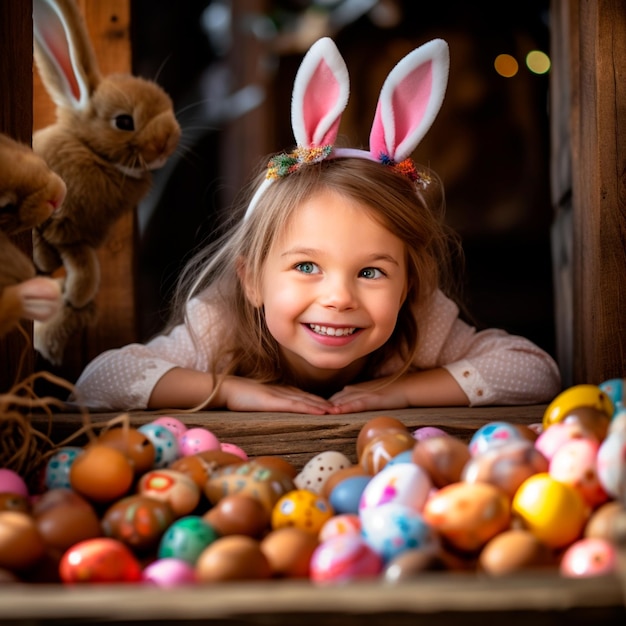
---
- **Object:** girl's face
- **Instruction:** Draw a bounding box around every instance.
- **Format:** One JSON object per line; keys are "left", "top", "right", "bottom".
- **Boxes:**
{"left": 249, "top": 189, "right": 408, "bottom": 387}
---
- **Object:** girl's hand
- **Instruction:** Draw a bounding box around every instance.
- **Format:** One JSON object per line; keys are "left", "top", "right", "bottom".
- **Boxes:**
{"left": 219, "top": 376, "right": 333, "bottom": 414}
{"left": 328, "top": 368, "right": 469, "bottom": 414}
{"left": 327, "top": 377, "right": 410, "bottom": 414}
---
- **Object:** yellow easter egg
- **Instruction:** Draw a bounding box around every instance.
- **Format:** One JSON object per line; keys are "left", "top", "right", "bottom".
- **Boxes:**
{"left": 512, "top": 473, "right": 588, "bottom": 549}
{"left": 271, "top": 489, "right": 333, "bottom": 535}
{"left": 542, "top": 384, "right": 613, "bottom": 429}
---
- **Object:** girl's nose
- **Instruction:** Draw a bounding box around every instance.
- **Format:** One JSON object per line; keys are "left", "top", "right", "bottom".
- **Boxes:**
{"left": 319, "top": 274, "right": 357, "bottom": 311}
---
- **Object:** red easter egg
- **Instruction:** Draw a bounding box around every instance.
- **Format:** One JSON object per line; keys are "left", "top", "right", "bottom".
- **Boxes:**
{"left": 59, "top": 538, "right": 142, "bottom": 583}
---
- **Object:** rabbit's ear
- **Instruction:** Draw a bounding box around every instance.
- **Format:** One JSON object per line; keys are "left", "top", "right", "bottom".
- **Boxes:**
{"left": 291, "top": 37, "right": 350, "bottom": 147}
{"left": 33, "top": 0, "right": 102, "bottom": 111}
{"left": 369, "top": 39, "right": 449, "bottom": 163}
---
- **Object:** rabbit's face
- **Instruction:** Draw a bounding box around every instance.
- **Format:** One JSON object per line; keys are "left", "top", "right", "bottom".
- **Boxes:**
{"left": 0, "top": 135, "right": 67, "bottom": 234}
{"left": 69, "top": 74, "right": 181, "bottom": 176}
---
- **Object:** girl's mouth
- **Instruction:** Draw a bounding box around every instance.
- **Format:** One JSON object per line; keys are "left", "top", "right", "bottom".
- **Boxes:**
{"left": 308, "top": 324, "right": 357, "bottom": 337}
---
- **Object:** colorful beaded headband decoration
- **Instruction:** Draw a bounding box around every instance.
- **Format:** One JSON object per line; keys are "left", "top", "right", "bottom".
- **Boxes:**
{"left": 244, "top": 37, "right": 450, "bottom": 220}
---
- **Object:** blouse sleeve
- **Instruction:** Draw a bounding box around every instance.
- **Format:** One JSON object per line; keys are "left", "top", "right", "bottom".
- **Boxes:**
{"left": 410, "top": 290, "right": 562, "bottom": 406}
{"left": 70, "top": 298, "right": 217, "bottom": 411}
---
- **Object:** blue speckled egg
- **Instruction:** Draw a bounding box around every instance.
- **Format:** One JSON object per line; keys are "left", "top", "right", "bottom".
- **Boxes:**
{"left": 469, "top": 421, "right": 526, "bottom": 456}
{"left": 44, "top": 446, "right": 83, "bottom": 489}
{"left": 138, "top": 423, "right": 180, "bottom": 468}
{"left": 599, "top": 378, "right": 626, "bottom": 416}
{"left": 360, "top": 502, "right": 439, "bottom": 563}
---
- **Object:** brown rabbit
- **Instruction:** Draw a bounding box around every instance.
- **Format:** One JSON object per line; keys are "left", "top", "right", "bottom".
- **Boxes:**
{"left": 32, "top": 0, "right": 181, "bottom": 364}
{"left": 0, "top": 132, "right": 67, "bottom": 338}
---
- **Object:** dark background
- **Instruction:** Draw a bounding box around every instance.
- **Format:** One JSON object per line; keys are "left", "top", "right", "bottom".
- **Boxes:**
{"left": 130, "top": 0, "right": 555, "bottom": 357}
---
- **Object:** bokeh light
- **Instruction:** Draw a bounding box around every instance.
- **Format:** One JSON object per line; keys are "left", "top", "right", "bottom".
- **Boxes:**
{"left": 526, "top": 50, "right": 551, "bottom": 74}
{"left": 494, "top": 54, "right": 518, "bottom": 78}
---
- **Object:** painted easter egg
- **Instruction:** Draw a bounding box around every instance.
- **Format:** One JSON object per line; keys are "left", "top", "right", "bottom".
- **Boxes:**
{"left": 468, "top": 421, "right": 527, "bottom": 456}
{"left": 137, "top": 423, "right": 180, "bottom": 468}
{"left": 59, "top": 538, "right": 142, "bottom": 583}
{"left": 151, "top": 416, "right": 188, "bottom": 439}
{"left": 423, "top": 482, "right": 510, "bottom": 553}
{"left": 462, "top": 440, "right": 549, "bottom": 500}
{"left": 138, "top": 469, "right": 201, "bottom": 517}
{"left": 294, "top": 451, "right": 352, "bottom": 495}
{"left": 44, "top": 447, "right": 83, "bottom": 490}
{"left": 549, "top": 438, "right": 609, "bottom": 508}
{"left": 271, "top": 489, "right": 334, "bottom": 534}
{"left": 204, "top": 461, "right": 295, "bottom": 514}
{"left": 158, "top": 515, "right": 219, "bottom": 564}
{"left": 596, "top": 430, "right": 626, "bottom": 501}
{"left": 360, "top": 502, "right": 438, "bottom": 563}
{"left": 359, "top": 462, "right": 431, "bottom": 513}
{"left": 309, "top": 533, "right": 383, "bottom": 583}
{"left": 178, "top": 427, "right": 221, "bottom": 456}
{"left": 560, "top": 537, "right": 617, "bottom": 578}
{"left": 101, "top": 494, "right": 176, "bottom": 553}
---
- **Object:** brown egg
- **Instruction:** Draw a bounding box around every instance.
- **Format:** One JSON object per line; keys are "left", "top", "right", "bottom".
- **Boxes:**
{"left": 0, "top": 493, "right": 30, "bottom": 514}
{"left": 195, "top": 535, "right": 272, "bottom": 582}
{"left": 97, "top": 427, "right": 155, "bottom": 475}
{"left": 384, "top": 548, "right": 448, "bottom": 581}
{"left": 584, "top": 500, "right": 626, "bottom": 541}
{"left": 32, "top": 489, "right": 102, "bottom": 552}
{"left": 320, "top": 466, "right": 371, "bottom": 500}
{"left": 203, "top": 494, "right": 270, "bottom": 538}
{"left": 253, "top": 456, "right": 299, "bottom": 480}
{"left": 70, "top": 444, "right": 134, "bottom": 504}
{"left": 0, "top": 511, "right": 46, "bottom": 571}
{"left": 356, "top": 416, "right": 409, "bottom": 459}
{"left": 412, "top": 435, "right": 471, "bottom": 488}
{"left": 102, "top": 494, "right": 176, "bottom": 552}
{"left": 478, "top": 529, "right": 554, "bottom": 576}
{"left": 169, "top": 450, "right": 244, "bottom": 488}
{"left": 360, "top": 431, "right": 415, "bottom": 474}
{"left": 562, "top": 406, "right": 611, "bottom": 442}
{"left": 260, "top": 527, "right": 319, "bottom": 578}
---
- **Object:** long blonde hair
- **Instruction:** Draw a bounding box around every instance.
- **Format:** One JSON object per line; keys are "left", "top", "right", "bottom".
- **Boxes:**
{"left": 169, "top": 157, "right": 463, "bottom": 399}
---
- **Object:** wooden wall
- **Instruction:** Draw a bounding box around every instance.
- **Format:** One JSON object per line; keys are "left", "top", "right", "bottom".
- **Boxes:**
{"left": 550, "top": 0, "right": 626, "bottom": 387}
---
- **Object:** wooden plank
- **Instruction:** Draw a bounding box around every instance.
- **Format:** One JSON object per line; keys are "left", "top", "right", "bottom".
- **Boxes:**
{"left": 0, "top": 574, "right": 623, "bottom": 625}
{"left": 572, "top": 0, "right": 626, "bottom": 384}
{"left": 549, "top": 0, "right": 577, "bottom": 388}
{"left": 32, "top": 0, "right": 137, "bottom": 384}
{"left": 0, "top": 1, "right": 35, "bottom": 391}
{"left": 33, "top": 406, "right": 547, "bottom": 469}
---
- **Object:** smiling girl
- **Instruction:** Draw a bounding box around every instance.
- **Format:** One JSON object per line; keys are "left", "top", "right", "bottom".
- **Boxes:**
{"left": 72, "top": 38, "right": 561, "bottom": 413}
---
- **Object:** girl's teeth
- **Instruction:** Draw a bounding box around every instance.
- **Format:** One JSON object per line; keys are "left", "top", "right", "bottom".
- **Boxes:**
{"left": 309, "top": 324, "right": 356, "bottom": 337}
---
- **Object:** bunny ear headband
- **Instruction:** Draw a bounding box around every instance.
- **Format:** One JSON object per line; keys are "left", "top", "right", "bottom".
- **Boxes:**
{"left": 244, "top": 37, "right": 449, "bottom": 219}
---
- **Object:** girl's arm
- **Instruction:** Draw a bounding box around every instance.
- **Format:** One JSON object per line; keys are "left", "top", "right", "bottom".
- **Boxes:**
{"left": 328, "top": 367, "right": 469, "bottom": 414}
{"left": 148, "top": 368, "right": 333, "bottom": 414}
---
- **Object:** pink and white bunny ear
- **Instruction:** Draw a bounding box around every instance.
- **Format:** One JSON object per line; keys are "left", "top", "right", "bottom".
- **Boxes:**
{"left": 291, "top": 37, "right": 350, "bottom": 147}
{"left": 33, "top": 0, "right": 102, "bottom": 111}
{"left": 369, "top": 38, "right": 449, "bottom": 163}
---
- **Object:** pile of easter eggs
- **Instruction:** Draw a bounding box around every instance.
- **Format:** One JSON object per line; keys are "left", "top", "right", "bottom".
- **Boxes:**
{"left": 0, "top": 381, "right": 624, "bottom": 586}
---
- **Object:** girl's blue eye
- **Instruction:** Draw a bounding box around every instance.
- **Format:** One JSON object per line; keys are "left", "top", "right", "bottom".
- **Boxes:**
{"left": 360, "top": 267, "right": 384, "bottom": 279}
{"left": 295, "top": 262, "right": 318, "bottom": 274}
